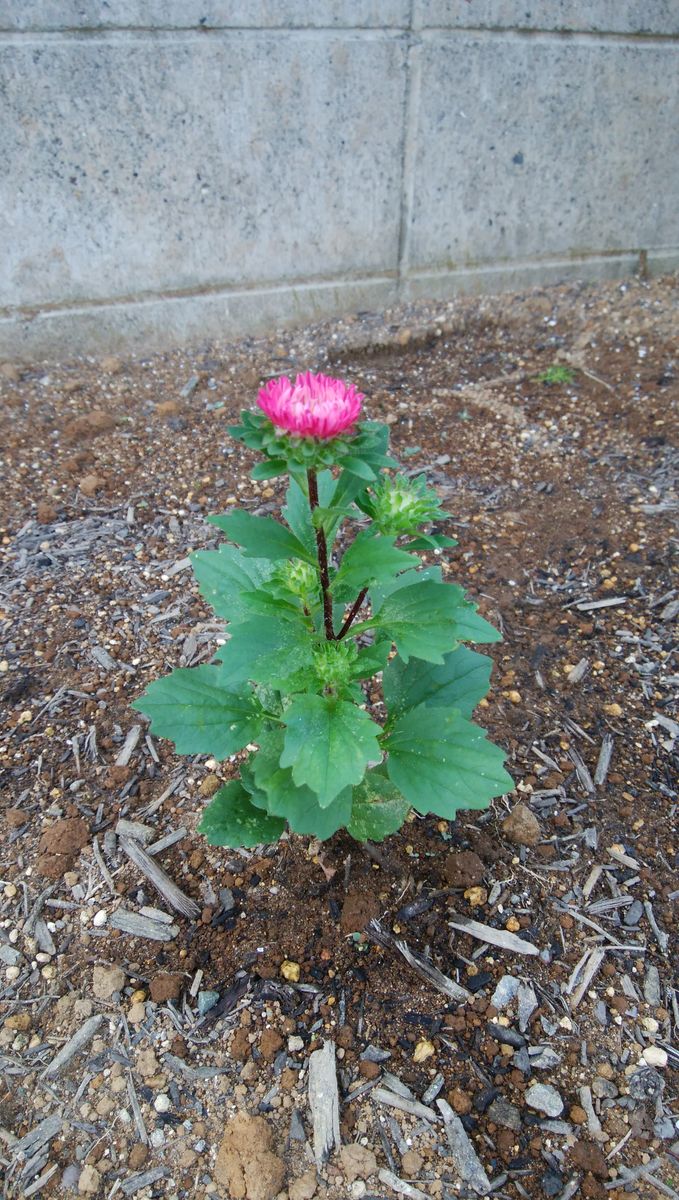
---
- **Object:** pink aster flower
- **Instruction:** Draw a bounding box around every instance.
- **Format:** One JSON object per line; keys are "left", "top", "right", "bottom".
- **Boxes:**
{"left": 257, "top": 371, "right": 363, "bottom": 439}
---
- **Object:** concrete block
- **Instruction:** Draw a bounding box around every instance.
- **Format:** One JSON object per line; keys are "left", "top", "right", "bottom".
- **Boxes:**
{"left": 0, "top": 32, "right": 406, "bottom": 308}
{"left": 0, "top": 3, "right": 411, "bottom": 31}
{"left": 408, "top": 35, "right": 679, "bottom": 272}
{"left": 415, "top": 1, "right": 679, "bottom": 35}
{"left": 0, "top": 274, "right": 398, "bottom": 360}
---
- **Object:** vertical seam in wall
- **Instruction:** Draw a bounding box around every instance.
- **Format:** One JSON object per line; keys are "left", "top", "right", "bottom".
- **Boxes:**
{"left": 396, "top": 0, "right": 422, "bottom": 298}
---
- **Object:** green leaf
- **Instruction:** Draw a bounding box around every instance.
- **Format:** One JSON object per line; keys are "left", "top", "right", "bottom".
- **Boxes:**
{"left": 215, "top": 615, "right": 314, "bottom": 688}
{"left": 190, "top": 544, "right": 271, "bottom": 623}
{"left": 208, "top": 509, "right": 315, "bottom": 564}
{"left": 331, "top": 531, "right": 417, "bottom": 601}
{"left": 198, "top": 780, "right": 285, "bottom": 847}
{"left": 342, "top": 455, "right": 376, "bottom": 481}
{"left": 371, "top": 580, "right": 501, "bottom": 662}
{"left": 405, "top": 533, "right": 458, "bottom": 551}
{"left": 369, "top": 579, "right": 460, "bottom": 663}
{"left": 251, "top": 733, "right": 352, "bottom": 838}
{"left": 369, "top": 564, "right": 442, "bottom": 614}
{"left": 132, "top": 666, "right": 261, "bottom": 758}
{"left": 383, "top": 645, "right": 493, "bottom": 718}
{"left": 450, "top": 602, "right": 501, "bottom": 644}
{"left": 281, "top": 694, "right": 382, "bottom": 807}
{"left": 385, "top": 704, "right": 513, "bottom": 818}
{"left": 236, "top": 589, "right": 306, "bottom": 621}
{"left": 351, "top": 639, "right": 392, "bottom": 679}
{"left": 347, "top": 771, "right": 411, "bottom": 842}
{"left": 251, "top": 459, "right": 287, "bottom": 480}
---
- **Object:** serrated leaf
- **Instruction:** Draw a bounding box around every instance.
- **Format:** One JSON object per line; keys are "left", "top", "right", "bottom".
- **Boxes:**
{"left": 191, "top": 544, "right": 272, "bottom": 623}
{"left": 331, "top": 531, "right": 416, "bottom": 601}
{"left": 347, "top": 771, "right": 411, "bottom": 842}
{"left": 198, "top": 780, "right": 285, "bottom": 848}
{"left": 385, "top": 704, "right": 513, "bottom": 818}
{"left": 383, "top": 646, "right": 492, "bottom": 717}
{"left": 215, "top": 615, "right": 314, "bottom": 688}
{"left": 369, "top": 579, "right": 460, "bottom": 663}
{"left": 251, "top": 733, "right": 352, "bottom": 838}
{"left": 369, "top": 564, "right": 442, "bottom": 614}
{"left": 406, "top": 533, "right": 458, "bottom": 550}
{"left": 208, "top": 509, "right": 315, "bottom": 564}
{"left": 132, "top": 666, "right": 261, "bottom": 758}
{"left": 281, "top": 694, "right": 382, "bottom": 807}
{"left": 351, "top": 639, "right": 392, "bottom": 679}
{"left": 450, "top": 602, "right": 501, "bottom": 644}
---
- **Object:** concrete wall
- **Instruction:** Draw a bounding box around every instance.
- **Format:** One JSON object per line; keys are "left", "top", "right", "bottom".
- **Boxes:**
{"left": 1, "top": 2, "right": 678, "bottom": 358}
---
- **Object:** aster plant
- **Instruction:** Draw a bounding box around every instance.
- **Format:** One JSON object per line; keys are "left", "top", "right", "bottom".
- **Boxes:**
{"left": 133, "top": 373, "right": 512, "bottom": 848}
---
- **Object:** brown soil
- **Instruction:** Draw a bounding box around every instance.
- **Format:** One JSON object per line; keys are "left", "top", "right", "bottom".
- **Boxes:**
{"left": 0, "top": 274, "right": 677, "bottom": 1199}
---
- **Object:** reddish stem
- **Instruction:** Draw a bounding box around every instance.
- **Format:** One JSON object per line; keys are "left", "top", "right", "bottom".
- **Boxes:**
{"left": 337, "top": 587, "right": 368, "bottom": 640}
{"left": 307, "top": 469, "right": 335, "bottom": 640}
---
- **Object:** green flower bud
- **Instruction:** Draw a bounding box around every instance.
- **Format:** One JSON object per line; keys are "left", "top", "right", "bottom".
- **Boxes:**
{"left": 273, "top": 558, "right": 318, "bottom": 602}
{"left": 369, "top": 474, "right": 446, "bottom": 536}
{"left": 312, "top": 640, "right": 358, "bottom": 689}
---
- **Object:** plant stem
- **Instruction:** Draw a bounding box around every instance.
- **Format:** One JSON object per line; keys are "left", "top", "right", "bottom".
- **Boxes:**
{"left": 307, "top": 469, "right": 335, "bottom": 640}
{"left": 337, "top": 587, "right": 368, "bottom": 640}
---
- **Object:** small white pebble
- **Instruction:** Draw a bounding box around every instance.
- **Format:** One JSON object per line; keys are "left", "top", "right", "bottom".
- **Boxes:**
{"left": 6, "top": 966, "right": 21, "bottom": 981}
{"left": 643, "top": 1046, "right": 668, "bottom": 1068}
{"left": 150, "top": 1129, "right": 165, "bottom": 1148}
{"left": 92, "top": 910, "right": 108, "bottom": 928}
{"left": 154, "top": 1094, "right": 171, "bottom": 1113}
{"left": 288, "top": 1036, "right": 304, "bottom": 1053}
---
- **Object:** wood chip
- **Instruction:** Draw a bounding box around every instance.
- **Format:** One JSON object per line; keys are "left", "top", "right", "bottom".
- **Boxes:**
{"left": 567, "top": 947, "right": 606, "bottom": 1010}
{"left": 372, "top": 1088, "right": 439, "bottom": 1124}
{"left": 146, "top": 827, "right": 187, "bottom": 855}
{"left": 115, "top": 724, "right": 142, "bottom": 767}
{"left": 567, "top": 658, "right": 589, "bottom": 683}
{"left": 42, "top": 1015, "right": 103, "bottom": 1078}
{"left": 448, "top": 912, "right": 539, "bottom": 956}
{"left": 437, "top": 1098, "right": 491, "bottom": 1195}
{"left": 120, "top": 1167, "right": 169, "bottom": 1195}
{"left": 115, "top": 819, "right": 155, "bottom": 845}
{"left": 12, "top": 1114, "right": 63, "bottom": 1157}
{"left": 308, "top": 1040, "right": 340, "bottom": 1166}
{"left": 367, "top": 919, "right": 472, "bottom": 1001}
{"left": 378, "top": 1168, "right": 429, "bottom": 1199}
{"left": 110, "top": 909, "right": 179, "bottom": 941}
{"left": 606, "top": 845, "right": 640, "bottom": 869}
{"left": 120, "top": 837, "right": 200, "bottom": 919}
{"left": 594, "top": 734, "right": 614, "bottom": 786}
{"left": 574, "top": 596, "right": 628, "bottom": 611}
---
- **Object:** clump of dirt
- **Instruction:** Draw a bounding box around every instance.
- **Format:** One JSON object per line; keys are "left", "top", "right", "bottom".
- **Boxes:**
{"left": 36, "top": 816, "right": 89, "bottom": 878}
{"left": 214, "top": 1113, "right": 286, "bottom": 1200}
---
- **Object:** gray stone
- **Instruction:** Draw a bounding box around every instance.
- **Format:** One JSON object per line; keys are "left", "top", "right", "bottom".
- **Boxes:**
{"left": 517, "top": 983, "right": 538, "bottom": 1032}
{"left": 624, "top": 899, "right": 644, "bottom": 926}
{"left": 490, "top": 975, "right": 520, "bottom": 1010}
{"left": 525, "top": 1083, "right": 564, "bottom": 1118}
{"left": 197, "top": 990, "right": 219, "bottom": 1016}
{"left": 644, "top": 964, "right": 662, "bottom": 1006}
{"left": 487, "top": 1097, "right": 522, "bottom": 1131}
{"left": 592, "top": 1077, "right": 618, "bottom": 1099}
{"left": 437, "top": 1099, "right": 491, "bottom": 1195}
{"left": 529, "top": 1046, "right": 562, "bottom": 1070}
{"left": 0, "top": 945, "right": 22, "bottom": 966}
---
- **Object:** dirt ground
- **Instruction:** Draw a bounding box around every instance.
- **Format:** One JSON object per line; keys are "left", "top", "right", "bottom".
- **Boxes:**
{"left": 0, "top": 273, "right": 677, "bottom": 1200}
